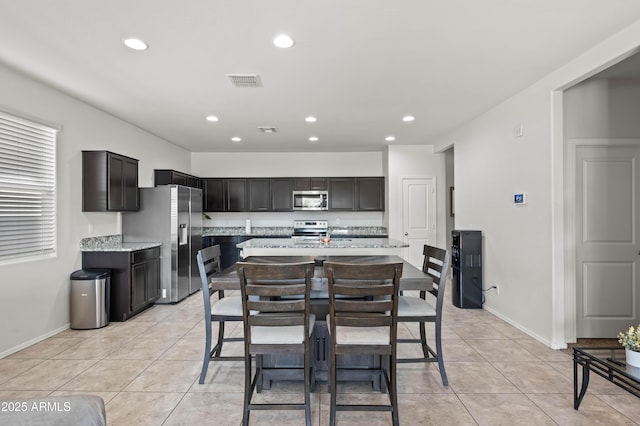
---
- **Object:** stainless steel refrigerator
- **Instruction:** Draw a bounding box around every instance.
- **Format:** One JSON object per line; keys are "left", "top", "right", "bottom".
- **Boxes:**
{"left": 122, "top": 185, "right": 202, "bottom": 303}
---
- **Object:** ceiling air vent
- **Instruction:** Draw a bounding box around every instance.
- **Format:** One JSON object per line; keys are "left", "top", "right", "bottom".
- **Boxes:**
{"left": 258, "top": 127, "right": 277, "bottom": 133}
{"left": 227, "top": 74, "right": 262, "bottom": 88}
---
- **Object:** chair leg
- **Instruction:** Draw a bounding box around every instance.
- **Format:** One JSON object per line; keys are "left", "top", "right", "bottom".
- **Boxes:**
{"left": 435, "top": 319, "right": 448, "bottom": 386}
{"left": 242, "top": 353, "right": 252, "bottom": 426}
{"left": 213, "top": 321, "right": 225, "bottom": 357}
{"left": 304, "top": 336, "right": 312, "bottom": 426}
{"left": 419, "top": 322, "right": 429, "bottom": 358}
{"left": 256, "top": 354, "right": 264, "bottom": 393}
{"left": 199, "top": 320, "right": 212, "bottom": 384}
{"left": 389, "top": 354, "right": 399, "bottom": 426}
{"left": 329, "top": 351, "right": 337, "bottom": 426}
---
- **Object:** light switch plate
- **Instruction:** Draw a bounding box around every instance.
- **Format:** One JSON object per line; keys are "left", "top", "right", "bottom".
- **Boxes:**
{"left": 514, "top": 193, "right": 526, "bottom": 204}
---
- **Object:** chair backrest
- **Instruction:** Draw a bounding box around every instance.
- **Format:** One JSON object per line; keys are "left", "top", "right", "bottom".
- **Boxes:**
{"left": 324, "top": 262, "right": 403, "bottom": 352}
{"left": 236, "top": 261, "right": 315, "bottom": 347}
{"left": 197, "top": 245, "right": 223, "bottom": 315}
{"left": 422, "top": 245, "right": 450, "bottom": 315}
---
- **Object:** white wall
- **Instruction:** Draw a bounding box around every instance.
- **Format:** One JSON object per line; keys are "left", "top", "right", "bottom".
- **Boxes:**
{"left": 387, "top": 145, "right": 447, "bottom": 247}
{"left": 433, "top": 19, "right": 640, "bottom": 347}
{"left": 192, "top": 152, "right": 386, "bottom": 228}
{"left": 564, "top": 78, "right": 640, "bottom": 137}
{"left": 0, "top": 63, "right": 190, "bottom": 356}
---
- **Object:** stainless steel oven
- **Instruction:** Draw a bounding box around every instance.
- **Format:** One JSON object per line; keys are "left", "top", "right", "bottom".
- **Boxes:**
{"left": 291, "top": 220, "right": 328, "bottom": 240}
{"left": 292, "top": 190, "right": 328, "bottom": 211}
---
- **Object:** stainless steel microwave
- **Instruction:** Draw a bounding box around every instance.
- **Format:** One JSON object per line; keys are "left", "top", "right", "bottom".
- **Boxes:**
{"left": 292, "top": 190, "right": 328, "bottom": 210}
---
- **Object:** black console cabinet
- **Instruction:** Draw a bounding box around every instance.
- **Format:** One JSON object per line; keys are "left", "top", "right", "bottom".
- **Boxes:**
{"left": 451, "top": 230, "right": 483, "bottom": 308}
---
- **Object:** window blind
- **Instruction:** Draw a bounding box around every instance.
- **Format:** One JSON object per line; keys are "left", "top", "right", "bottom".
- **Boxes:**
{"left": 0, "top": 111, "right": 57, "bottom": 262}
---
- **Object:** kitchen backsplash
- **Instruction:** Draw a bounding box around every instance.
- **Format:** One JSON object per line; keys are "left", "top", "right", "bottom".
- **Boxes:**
{"left": 202, "top": 226, "right": 388, "bottom": 237}
{"left": 203, "top": 211, "right": 385, "bottom": 228}
{"left": 79, "top": 234, "right": 122, "bottom": 250}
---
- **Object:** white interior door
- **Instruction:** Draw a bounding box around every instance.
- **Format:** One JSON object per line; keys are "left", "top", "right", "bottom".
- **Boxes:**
{"left": 402, "top": 178, "right": 436, "bottom": 268}
{"left": 576, "top": 143, "right": 640, "bottom": 337}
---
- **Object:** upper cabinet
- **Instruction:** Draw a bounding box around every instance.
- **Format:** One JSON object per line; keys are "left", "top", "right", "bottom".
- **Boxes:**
{"left": 154, "top": 169, "right": 201, "bottom": 189}
{"left": 294, "top": 177, "right": 328, "bottom": 190}
{"left": 248, "top": 178, "right": 271, "bottom": 211}
{"left": 328, "top": 177, "right": 385, "bottom": 211}
{"left": 271, "top": 178, "right": 293, "bottom": 211}
{"left": 356, "top": 177, "right": 385, "bottom": 211}
{"left": 203, "top": 178, "right": 225, "bottom": 212}
{"left": 201, "top": 176, "right": 385, "bottom": 212}
{"left": 225, "top": 178, "right": 247, "bottom": 211}
{"left": 82, "top": 151, "right": 139, "bottom": 212}
{"left": 329, "top": 178, "right": 356, "bottom": 211}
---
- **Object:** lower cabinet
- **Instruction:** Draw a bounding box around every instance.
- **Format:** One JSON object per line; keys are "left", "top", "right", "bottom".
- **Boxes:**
{"left": 203, "top": 236, "right": 251, "bottom": 270}
{"left": 82, "top": 247, "right": 161, "bottom": 321}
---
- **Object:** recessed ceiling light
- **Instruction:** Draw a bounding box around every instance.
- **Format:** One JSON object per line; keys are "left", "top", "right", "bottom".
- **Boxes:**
{"left": 309, "top": 136, "right": 319, "bottom": 142}
{"left": 402, "top": 115, "right": 415, "bottom": 122}
{"left": 206, "top": 115, "right": 219, "bottom": 122}
{"left": 273, "top": 34, "right": 295, "bottom": 48}
{"left": 385, "top": 136, "right": 396, "bottom": 142}
{"left": 305, "top": 116, "right": 317, "bottom": 123}
{"left": 231, "top": 137, "right": 242, "bottom": 142}
{"left": 123, "top": 38, "right": 148, "bottom": 51}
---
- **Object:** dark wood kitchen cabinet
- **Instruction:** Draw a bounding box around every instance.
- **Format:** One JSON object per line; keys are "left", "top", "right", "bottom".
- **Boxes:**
{"left": 329, "top": 178, "right": 356, "bottom": 210}
{"left": 225, "top": 179, "right": 248, "bottom": 211}
{"left": 203, "top": 178, "right": 225, "bottom": 212}
{"left": 294, "top": 177, "right": 328, "bottom": 190}
{"left": 203, "top": 236, "right": 251, "bottom": 270}
{"left": 82, "top": 151, "right": 139, "bottom": 212}
{"left": 202, "top": 178, "right": 249, "bottom": 212}
{"left": 356, "top": 177, "right": 385, "bottom": 211}
{"left": 248, "top": 179, "right": 271, "bottom": 211}
{"left": 154, "top": 169, "right": 201, "bottom": 189}
{"left": 82, "top": 246, "right": 160, "bottom": 321}
{"left": 271, "top": 178, "right": 293, "bottom": 211}
{"left": 200, "top": 175, "right": 385, "bottom": 212}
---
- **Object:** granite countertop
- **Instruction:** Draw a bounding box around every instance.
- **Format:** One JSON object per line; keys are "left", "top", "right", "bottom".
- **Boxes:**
{"left": 236, "top": 237, "right": 407, "bottom": 249}
{"left": 80, "top": 235, "right": 161, "bottom": 252}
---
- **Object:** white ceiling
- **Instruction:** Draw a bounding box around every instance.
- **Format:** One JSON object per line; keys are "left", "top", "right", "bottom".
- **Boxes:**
{"left": 2, "top": 1, "right": 640, "bottom": 153}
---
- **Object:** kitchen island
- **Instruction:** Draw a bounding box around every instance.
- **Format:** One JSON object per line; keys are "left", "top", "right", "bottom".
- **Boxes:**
{"left": 210, "top": 255, "right": 431, "bottom": 387}
{"left": 237, "top": 237, "right": 408, "bottom": 257}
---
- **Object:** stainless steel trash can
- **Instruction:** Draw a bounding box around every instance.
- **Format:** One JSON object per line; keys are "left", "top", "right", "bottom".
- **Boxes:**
{"left": 70, "top": 269, "right": 110, "bottom": 329}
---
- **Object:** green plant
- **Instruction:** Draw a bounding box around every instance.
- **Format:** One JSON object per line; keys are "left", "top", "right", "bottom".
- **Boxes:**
{"left": 618, "top": 325, "right": 640, "bottom": 352}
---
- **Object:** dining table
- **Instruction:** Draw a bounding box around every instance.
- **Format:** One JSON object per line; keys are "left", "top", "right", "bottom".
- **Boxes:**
{"left": 209, "top": 255, "right": 433, "bottom": 388}
{"left": 209, "top": 255, "right": 433, "bottom": 293}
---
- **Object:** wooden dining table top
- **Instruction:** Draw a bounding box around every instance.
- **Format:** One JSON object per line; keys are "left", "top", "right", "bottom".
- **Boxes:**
{"left": 209, "top": 255, "right": 433, "bottom": 292}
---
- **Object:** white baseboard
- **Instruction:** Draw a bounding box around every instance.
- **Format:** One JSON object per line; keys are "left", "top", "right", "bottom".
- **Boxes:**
{"left": 0, "top": 323, "right": 70, "bottom": 359}
{"left": 482, "top": 305, "right": 567, "bottom": 350}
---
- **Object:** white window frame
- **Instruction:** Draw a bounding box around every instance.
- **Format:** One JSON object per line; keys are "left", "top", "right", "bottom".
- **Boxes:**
{"left": 0, "top": 110, "right": 58, "bottom": 264}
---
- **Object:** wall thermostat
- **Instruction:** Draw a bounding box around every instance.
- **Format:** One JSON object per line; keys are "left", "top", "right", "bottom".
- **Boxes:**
{"left": 514, "top": 193, "right": 526, "bottom": 205}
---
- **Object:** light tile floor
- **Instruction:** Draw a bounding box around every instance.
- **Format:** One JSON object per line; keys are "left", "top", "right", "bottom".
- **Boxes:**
{"left": 1, "top": 286, "right": 638, "bottom": 425}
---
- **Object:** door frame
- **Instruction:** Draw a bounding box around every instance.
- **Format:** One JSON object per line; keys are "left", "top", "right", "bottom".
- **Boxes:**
{"left": 565, "top": 138, "right": 640, "bottom": 343}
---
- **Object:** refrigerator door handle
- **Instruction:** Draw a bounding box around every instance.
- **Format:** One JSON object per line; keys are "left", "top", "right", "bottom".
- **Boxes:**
{"left": 178, "top": 224, "right": 188, "bottom": 245}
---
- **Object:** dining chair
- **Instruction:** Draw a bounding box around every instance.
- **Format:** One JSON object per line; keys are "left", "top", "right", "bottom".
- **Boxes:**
{"left": 196, "top": 245, "right": 244, "bottom": 384}
{"left": 397, "top": 244, "right": 450, "bottom": 386}
{"left": 237, "top": 261, "right": 316, "bottom": 426}
{"left": 324, "top": 261, "right": 403, "bottom": 426}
